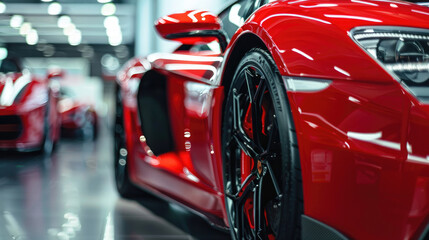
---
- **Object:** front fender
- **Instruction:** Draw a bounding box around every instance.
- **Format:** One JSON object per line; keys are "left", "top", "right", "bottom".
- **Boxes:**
{"left": 229, "top": 0, "right": 429, "bottom": 84}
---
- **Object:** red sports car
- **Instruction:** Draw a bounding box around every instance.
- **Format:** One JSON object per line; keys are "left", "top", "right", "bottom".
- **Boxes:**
{"left": 59, "top": 89, "right": 98, "bottom": 139}
{"left": 114, "top": 0, "right": 429, "bottom": 239}
{"left": 0, "top": 59, "right": 61, "bottom": 154}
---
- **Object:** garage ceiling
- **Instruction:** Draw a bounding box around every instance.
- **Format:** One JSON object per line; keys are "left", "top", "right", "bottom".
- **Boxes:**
{"left": 0, "top": 0, "right": 135, "bottom": 45}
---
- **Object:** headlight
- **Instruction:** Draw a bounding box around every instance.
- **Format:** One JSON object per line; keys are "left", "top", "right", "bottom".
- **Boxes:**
{"left": 351, "top": 26, "right": 429, "bottom": 103}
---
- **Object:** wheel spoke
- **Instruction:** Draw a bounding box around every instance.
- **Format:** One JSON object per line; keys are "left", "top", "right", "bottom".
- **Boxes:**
{"left": 232, "top": 89, "right": 242, "bottom": 133}
{"left": 226, "top": 171, "right": 256, "bottom": 200}
{"left": 232, "top": 178, "right": 258, "bottom": 240}
{"left": 265, "top": 161, "right": 282, "bottom": 199}
{"left": 245, "top": 69, "right": 256, "bottom": 103}
{"left": 232, "top": 88, "right": 263, "bottom": 160}
{"left": 253, "top": 77, "right": 266, "bottom": 107}
{"left": 233, "top": 130, "right": 261, "bottom": 161}
{"left": 250, "top": 72, "right": 266, "bottom": 149}
{"left": 263, "top": 118, "right": 278, "bottom": 155}
{"left": 254, "top": 171, "right": 270, "bottom": 240}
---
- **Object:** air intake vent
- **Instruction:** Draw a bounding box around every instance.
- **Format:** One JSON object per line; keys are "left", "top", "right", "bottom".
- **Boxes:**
{"left": 0, "top": 115, "right": 23, "bottom": 140}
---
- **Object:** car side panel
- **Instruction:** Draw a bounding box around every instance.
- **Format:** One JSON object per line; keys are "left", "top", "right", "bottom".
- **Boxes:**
{"left": 119, "top": 54, "right": 227, "bottom": 222}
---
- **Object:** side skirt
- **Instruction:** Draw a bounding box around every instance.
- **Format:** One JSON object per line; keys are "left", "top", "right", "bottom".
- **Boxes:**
{"left": 301, "top": 215, "right": 349, "bottom": 240}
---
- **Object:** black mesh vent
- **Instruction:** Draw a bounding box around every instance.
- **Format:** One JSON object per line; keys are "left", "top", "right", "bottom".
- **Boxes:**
{"left": 0, "top": 115, "right": 23, "bottom": 140}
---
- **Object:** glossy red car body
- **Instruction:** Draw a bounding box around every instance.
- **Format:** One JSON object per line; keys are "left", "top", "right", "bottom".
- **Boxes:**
{"left": 117, "top": 1, "right": 429, "bottom": 239}
{"left": 0, "top": 68, "right": 61, "bottom": 151}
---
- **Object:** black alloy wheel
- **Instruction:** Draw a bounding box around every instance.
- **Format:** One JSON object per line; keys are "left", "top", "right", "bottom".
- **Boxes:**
{"left": 222, "top": 49, "right": 303, "bottom": 240}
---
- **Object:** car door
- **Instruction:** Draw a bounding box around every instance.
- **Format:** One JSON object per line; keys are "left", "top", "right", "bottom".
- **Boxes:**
{"left": 132, "top": 0, "right": 260, "bottom": 220}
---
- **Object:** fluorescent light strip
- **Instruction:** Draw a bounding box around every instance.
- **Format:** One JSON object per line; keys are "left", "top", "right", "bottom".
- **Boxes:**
{"left": 351, "top": 0, "right": 379, "bottom": 6}
{"left": 261, "top": 13, "right": 331, "bottom": 25}
{"left": 147, "top": 53, "right": 223, "bottom": 62}
{"left": 292, "top": 48, "right": 314, "bottom": 60}
{"left": 324, "top": 14, "right": 382, "bottom": 23}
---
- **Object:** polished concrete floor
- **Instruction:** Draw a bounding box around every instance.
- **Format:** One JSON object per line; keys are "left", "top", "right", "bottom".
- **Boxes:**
{"left": 0, "top": 122, "right": 230, "bottom": 240}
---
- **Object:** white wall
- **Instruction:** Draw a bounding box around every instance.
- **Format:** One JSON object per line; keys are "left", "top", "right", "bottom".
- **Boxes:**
{"left": 135, "top": 0, "right": 229, "bottom": 56}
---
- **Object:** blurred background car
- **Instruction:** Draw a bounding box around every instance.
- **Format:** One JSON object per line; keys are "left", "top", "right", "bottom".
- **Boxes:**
{"left": 0, "top": 58, "right": 61, "bottom": 154}
{"left": 59, "top": 87, "right": 98, "bottom": 139}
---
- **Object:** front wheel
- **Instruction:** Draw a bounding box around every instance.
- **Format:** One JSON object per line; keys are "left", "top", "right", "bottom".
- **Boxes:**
{"left": 222, "top": 49, "right": 303, "bottom": 240}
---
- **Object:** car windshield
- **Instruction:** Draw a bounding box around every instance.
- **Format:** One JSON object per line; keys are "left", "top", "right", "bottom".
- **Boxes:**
{"left": 0, "top": 59, "right": 21, "bottom": 73}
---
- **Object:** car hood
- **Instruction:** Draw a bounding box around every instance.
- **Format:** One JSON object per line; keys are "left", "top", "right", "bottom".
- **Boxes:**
{"left": 275, "top": 0, "right": 429, "bottom": 30}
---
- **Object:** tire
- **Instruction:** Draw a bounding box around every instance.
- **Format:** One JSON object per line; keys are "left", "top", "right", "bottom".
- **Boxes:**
{"left": 39, "top": 104, "right": 54, "bottom": 156}
{"left": 114, "top": 85, "right": 146, "bottom": 198}
{"left": 222, "top": 48, "right": 303, "bottom": 240}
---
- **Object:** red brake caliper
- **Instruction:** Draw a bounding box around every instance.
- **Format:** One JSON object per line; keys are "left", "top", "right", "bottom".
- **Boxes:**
{"left": 242, "top": 104, "right": 255, "bottom": 229}
{"left": 241, "top": 97, "right": 268, "bottom": 230}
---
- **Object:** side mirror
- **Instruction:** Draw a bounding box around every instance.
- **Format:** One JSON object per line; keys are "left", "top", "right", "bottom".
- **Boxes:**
{"left": 47, "top": 68, "right": 65, "bottom": 79}
{"left": 155, "top": 10, "right": 228, "bottom": 52}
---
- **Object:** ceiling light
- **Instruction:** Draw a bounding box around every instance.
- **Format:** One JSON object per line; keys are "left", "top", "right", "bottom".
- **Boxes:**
{"left": 108, "top": 34, "right": 122, "bottom": 46}
{"left": 10, "top": 15, "right": 24, "bottom": 29}
{"left": 97, "top": 0, "right": 112, "bottom": 3}
{"left": 63, "top": 23, "right": 76, "bottom": 35}
{"left": 26, "top": 29, "right": 38, "bottom": 45}
{"left": 106, "top": 25, "right": 121, "bottom": 36}
{"left": 19, "top": 22, "right": 32, "bottom": 36}
{"left": 68, "top": 30, "right": 81, "bottom": 46}
{"left": 48, "top": 2, "right": 62, "bottom": 15}
{"left": 57, "top": 15, "right": 71, "bottom": 28}
{"left": 41, "top": 0, "right": 53, "bottom": 2}
{"left": 101, "top": 3, "right": 116, "bottom": 16}
{"left": 0, "top": 2, "right": 6, "bottom": 14}
{"left": 104, "top": 16, "right": 119, "bottom": 28}
{"left": 0, "top": 48, "right": 8, "bottom": 61}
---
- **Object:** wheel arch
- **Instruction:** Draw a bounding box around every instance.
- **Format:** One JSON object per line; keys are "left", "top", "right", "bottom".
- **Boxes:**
{"left": 220, "top": 31, "right": 271, "bottom": 96}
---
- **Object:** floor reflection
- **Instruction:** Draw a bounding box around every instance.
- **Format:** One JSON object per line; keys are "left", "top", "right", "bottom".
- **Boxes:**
{"left": 0, "top": 121, "right": 229, "bottom": 240}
